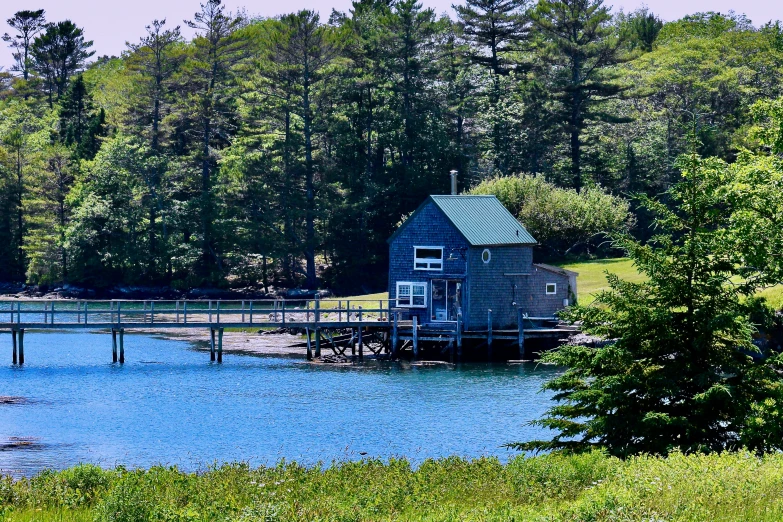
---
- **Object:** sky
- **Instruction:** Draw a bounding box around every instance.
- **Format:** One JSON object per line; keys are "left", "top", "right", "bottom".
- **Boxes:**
{"left": 0, "top": 0, "right": 781, "bottom": 72}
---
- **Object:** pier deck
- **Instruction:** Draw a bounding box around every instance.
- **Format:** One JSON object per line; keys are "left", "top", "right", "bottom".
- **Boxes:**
{"left": 0, "top": 299, "right": 577, "bottom": 364}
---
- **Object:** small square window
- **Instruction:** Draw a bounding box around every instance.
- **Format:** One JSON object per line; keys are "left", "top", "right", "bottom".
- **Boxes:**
{"left": 546, "top": 283, "right": 557, "bottom": 295}
{"left": 414, "top": 247, "right": 443, "bottom": 271}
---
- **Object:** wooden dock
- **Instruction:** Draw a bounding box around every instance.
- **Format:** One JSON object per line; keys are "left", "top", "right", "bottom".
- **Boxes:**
{"left": 0, "top": 299, "right": 577, "bottom": 365}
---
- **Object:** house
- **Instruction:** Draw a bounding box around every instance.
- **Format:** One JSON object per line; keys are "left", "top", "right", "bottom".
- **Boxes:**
{"left": 387, "top": 195, "right": 578, "bottom": 330}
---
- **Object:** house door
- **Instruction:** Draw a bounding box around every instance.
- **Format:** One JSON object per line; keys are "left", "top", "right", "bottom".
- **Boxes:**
{"left": 431, "top": 280, "right": 462, "bottom": 322}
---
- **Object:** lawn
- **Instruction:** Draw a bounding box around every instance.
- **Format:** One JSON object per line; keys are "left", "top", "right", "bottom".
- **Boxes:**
{"left": 559, "top": 257, "right": 783, "bottom": 309}
{"left": 4, "top": 451, "right": 783, "bottom": 521}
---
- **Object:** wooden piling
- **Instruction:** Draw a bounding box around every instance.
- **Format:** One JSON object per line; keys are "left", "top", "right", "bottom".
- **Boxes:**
{"left": 517, "top": 308, "right": 525, "bottom": 359}
{"left": 209, "top": 328, "right": 216, "bottom": 361}
{"left": 456, "top": 312, "right": 463, "bottom": 362}
{"left": 358, "top": 327, "right": 363, "bottom": 359}
{"left": 392, "top": 312, "right": 399, "bottom": 358}
{"left": 112, "top": 329, "right": 118, "bottom": 363}
{"left": 314, "top": 328, "right": 321, "bottom": 358}
{"left": 18, "top": 329, "right": 24, "bottom": 365}
{"left": 118, "top": 329, "right": 124, "bottom": 364}
{"left": 412, "top": 315, "right": 419, "bottom": 359}
{"left": 487, "top": 309, "right": 493, "bottom": 360}
{"left": 12, "top": 329, "right": 17, "bottom": 365}
{"left": 306, "top": 327, "right": 313, "bottom": 361}
{"left": 217, "top": 328, "right": 224, "bottom": 363}
{"left": 351, "top": 328, "right": 356, "bottom": 356}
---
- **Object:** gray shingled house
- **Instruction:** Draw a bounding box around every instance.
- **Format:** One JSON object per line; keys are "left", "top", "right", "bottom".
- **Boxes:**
{"left": 387, "top": 195, "right": 577, "bottom": 330}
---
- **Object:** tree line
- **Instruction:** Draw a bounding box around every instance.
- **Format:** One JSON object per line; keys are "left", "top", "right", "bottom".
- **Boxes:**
{"left": 1, "top": 1, "right": 782, "bottom": 293}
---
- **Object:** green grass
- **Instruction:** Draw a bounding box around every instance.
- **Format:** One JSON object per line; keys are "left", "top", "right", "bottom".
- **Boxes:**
{"left": 3, "top": 451, "right": 783, "bottom": 521}
{"left": 557, "top": 257, "right": 645, "bottom": 305}
{"left": 559, "top": 257, "right": 783, "bottom": 309}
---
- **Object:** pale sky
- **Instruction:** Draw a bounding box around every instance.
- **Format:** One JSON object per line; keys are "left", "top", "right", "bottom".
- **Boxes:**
{"left": 1, "top": 0, "right": 780, "bottom": 72}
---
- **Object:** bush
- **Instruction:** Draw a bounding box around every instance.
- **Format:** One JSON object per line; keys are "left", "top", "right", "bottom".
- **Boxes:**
{"left": 469, "top": 175, "right": 634, "bottom": 257}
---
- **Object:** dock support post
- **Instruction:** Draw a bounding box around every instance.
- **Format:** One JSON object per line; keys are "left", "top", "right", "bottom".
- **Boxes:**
{"left": 456, "top": 312, "right": 462, "bottom": 362}
{"left": 12, "top": 329, "right": 17, "bottom": 365}
{"left": 18, "top": 329, "right": 24, "bottom": 365}
{"left": 314, "top": 328, "right": 321, "bottom": 358}
{"left": 517, "top": 308, "right": 525, "bottom": 359}
{"left": 306, "top": 328, "right": 313, "bottom": 361}
{"left": 412, "top": 315, "right": 419, "bottom": 359}
{"left": 351, "top": 328, "right": 356, "bottom": 356}
{"left": 358, "top": 327, "right": 363, "bottom": 359}
{"left": 112, "top": 329, "right": 118, "bottom": 363}
{"left": 217, "top": 328, "right": 224, "bottom": 363}
{"left": 118, "top": 329, "right": 124, "bottom": 364}
{"left": 392, "top": 312, "right": 399, "bottom": 358}
{"left": 209, "top": 328, "right": 216, "bottom": 361}
{"left": 487, "top": 310, "right": 493, "bottom": 361}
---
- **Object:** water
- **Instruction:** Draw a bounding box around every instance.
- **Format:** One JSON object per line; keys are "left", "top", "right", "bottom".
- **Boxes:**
{"left": 0, "top": 330, "right": 560, "bottom": 476}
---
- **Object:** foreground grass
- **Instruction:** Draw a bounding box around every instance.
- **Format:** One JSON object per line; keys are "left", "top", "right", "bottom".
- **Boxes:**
{"left": 3, "top": 451, "right": 783, "bottom": 521}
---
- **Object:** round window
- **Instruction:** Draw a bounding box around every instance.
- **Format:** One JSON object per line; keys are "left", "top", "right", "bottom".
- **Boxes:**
{"left": 482, "top": 249, "right": 491, "bottom": 264}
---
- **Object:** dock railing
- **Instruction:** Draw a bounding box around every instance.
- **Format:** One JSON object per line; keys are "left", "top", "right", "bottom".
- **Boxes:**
{"left": 0, "top": 298, "right": 397, "bottom": 329}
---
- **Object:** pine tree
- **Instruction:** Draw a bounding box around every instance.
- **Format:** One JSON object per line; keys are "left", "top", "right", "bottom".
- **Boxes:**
{"left": 31, "top": 20, "right": 95, "bottom": 106}
{"left": 126, "top": 19, "right": 183, "bottom": 281}
{"left": 532, "top": 0, "right": 628, "bottom": 189}
{"left": 182, "top": 0, "right": 247, "bottom": 284}
{"left": 2, "top": 10, "right": 47, "bottom": 80}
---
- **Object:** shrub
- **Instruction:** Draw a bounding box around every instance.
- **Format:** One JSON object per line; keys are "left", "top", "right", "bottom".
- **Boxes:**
{"left": 469, "top": 175, "right": 634, "bottom": 256}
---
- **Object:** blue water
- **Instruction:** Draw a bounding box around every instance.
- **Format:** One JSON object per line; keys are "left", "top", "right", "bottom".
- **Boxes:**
{"left": 0, "top": 331, "right": 559, "bottom": 476}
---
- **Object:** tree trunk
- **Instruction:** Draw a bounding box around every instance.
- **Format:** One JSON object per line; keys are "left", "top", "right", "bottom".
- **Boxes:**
{"left": 303, "top": 59, "right": 317, "bottom": 290}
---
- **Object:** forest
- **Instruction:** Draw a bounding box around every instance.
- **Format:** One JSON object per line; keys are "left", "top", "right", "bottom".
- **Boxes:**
{"left": 0, "top": 0, "right": 781, "bottom": 294}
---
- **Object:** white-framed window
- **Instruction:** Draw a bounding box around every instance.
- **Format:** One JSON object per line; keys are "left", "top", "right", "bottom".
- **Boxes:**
{"left": 397, "top": 282, "right": 427, "bottom": 308}
{"left": 414, "top": 246, "right": 444, "bottom": 271}
{"left": 481, "top": 248, "right": 491, "bottom": 264}
{"left": 546, "top": 283, "right": 557, "bottom": 295}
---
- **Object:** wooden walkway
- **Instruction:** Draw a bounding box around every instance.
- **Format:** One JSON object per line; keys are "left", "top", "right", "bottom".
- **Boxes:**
{"left": 0, "top": 299, "right": 576, "bottom": 364}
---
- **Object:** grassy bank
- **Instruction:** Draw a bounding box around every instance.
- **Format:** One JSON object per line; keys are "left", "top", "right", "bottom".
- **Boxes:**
{"left": 558, "top": 257, "right": 783, "bottom": 308}
{"left": 2, "top": 451, "right": 783, "bottom": 521}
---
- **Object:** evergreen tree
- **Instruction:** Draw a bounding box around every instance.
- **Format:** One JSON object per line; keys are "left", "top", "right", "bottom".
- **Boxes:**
{"left": 514, "top": 152, "right": 783, "bottom": 456}
{"left": 58, "top": 75, "right": 106, "bottom": 160}
{"left": 455, "top": 0, "right": 530, "bottom": 81}
{"left": 31, "top": 20, "right": 95, "bottom": 106}
{"left": 2, "top": 9, "right": 47, "bottom": 80}
{"left": 623, "top": 8, "right": 663, "bottom": 52}
{"left": 126, "top": 19, "right": 183, "bottom": 281}
{"left": 181, "top": 0, "right": 247, "bottom": 284}
{"left": 532, "top": 0, "right": 628, "bottom": 189}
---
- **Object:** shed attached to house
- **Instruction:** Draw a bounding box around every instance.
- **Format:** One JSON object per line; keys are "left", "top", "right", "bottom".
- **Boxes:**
{"left": 388, "top": 195, "right": 578, "bottom": 330}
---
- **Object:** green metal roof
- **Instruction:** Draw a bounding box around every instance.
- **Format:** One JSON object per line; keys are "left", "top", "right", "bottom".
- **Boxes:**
{"left": 430, "top": 195, "right": 537, "bottom": 246}
{"left": 388, "top": 195, "right": 537, "bottom": 246}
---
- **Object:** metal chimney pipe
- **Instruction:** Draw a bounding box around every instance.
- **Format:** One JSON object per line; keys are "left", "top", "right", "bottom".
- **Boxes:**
{"left": 449, "top": 170, "right": 458, "bottom": 195}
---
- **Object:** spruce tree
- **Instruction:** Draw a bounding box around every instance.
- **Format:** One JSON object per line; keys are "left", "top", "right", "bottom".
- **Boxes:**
{"left": 514, "top": 152, "right": 783, "bottom": 457}
{"left": 58, "top": 75, "right": 106, "bottom": 160}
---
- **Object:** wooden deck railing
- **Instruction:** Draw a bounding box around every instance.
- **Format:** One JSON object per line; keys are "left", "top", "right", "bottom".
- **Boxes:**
{"left": 0, "top": 298, "right": 397, "bottom": 329}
